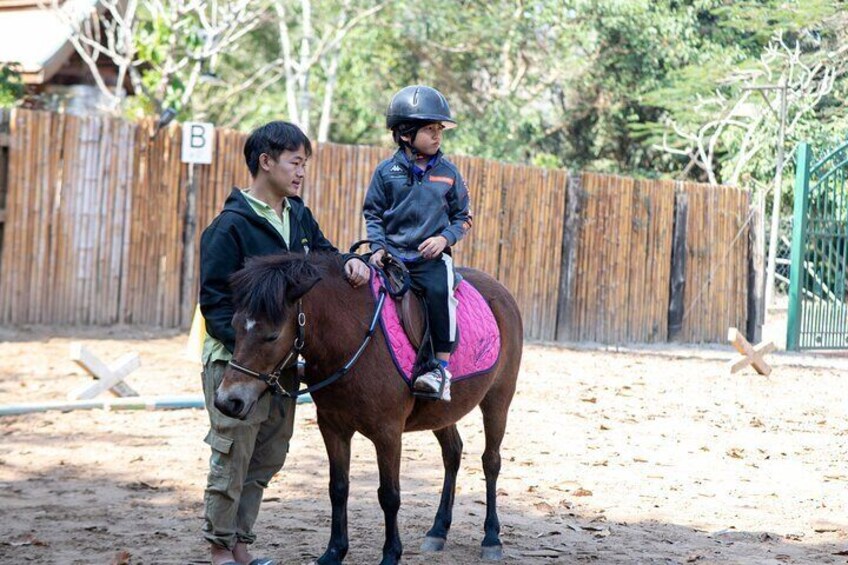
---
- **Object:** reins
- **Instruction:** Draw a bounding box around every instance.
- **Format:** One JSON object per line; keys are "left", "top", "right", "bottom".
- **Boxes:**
{"left": 228, "top": 245, "right": 410, "bottom": 399}
{"left": 228, "top": 283, "right": 388, "bottom": 399}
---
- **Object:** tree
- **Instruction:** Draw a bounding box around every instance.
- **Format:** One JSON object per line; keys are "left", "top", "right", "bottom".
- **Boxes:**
{"left": 40, "top": 0, "right": 268, "bottom": 115}
{"left": 655, "top": 36, "right": 844, "bottom": 186}
{"left": 0, "top": 63, "right": 24, "bottom": 106}
{"left": 272, "top": 0, "right": 387, "bottom": 140}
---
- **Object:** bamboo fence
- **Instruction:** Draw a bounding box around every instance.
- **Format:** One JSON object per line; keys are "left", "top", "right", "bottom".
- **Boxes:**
{"left": 678, "top": 182, "right": 750, "bottom": 342}
{"left": 0, "top": 110, "right": 752, "bottom": 343}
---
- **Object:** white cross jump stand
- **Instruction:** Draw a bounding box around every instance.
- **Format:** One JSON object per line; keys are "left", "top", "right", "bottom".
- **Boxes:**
{"left": 727, "top": 327, "right": 775, "bottom": 376}
{"left": 69, "top": 343, "right": 140, "bottom": 400}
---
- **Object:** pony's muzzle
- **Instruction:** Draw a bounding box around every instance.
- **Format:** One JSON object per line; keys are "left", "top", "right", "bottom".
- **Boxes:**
{"left": 213, "top": 387, "right": 258, "bottom": 420}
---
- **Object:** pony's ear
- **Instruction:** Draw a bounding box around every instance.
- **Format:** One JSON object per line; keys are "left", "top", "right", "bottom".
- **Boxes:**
{"left": 285, "top": 272, "right": 322, "bottom": 302}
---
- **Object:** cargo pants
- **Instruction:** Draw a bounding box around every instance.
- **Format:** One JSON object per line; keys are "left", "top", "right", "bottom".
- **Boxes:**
{"left": 201, "top": 359, "right": 297, "bottom": 549}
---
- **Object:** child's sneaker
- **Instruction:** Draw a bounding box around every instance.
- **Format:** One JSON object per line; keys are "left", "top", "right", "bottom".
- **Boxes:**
{"left": 413, "top": 368, "right": 452, "bottom": 401}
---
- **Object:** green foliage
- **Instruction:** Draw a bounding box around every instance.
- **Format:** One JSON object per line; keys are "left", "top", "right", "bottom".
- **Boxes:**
{"left": 0, "top": 63, "right": 24, "bottom": 106}
{"left": 102, "top": 0, "right": 846, "bottom": 183}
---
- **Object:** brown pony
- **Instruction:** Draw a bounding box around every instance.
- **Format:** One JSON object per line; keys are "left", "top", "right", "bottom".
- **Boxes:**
{"left": 214, "top": 252, "right": 522, "bottom": 565}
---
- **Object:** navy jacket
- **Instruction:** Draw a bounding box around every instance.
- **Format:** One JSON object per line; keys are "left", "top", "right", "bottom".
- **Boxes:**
{"left": 199, "top": 188, "right": 344, "bottom": 353}
{"left": 363, "top": 150, "right": 472, "bottom": 261}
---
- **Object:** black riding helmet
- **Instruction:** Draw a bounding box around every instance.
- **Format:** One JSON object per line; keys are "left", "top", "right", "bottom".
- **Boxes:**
{"left": 386, "top": 85, "right": 457, "bottom": 130}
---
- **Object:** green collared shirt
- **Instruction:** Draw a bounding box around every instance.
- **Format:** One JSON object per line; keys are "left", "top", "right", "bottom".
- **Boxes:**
{"left": 201, "top": 191, "right": 291, "bottom": 364}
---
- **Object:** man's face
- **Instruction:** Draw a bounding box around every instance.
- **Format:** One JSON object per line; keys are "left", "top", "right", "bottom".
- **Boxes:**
{"left": 264, "top": 145, "right": 308, "bottom": 197}
{"left": 405, "top": 123, "right": 445, "bottom": 157}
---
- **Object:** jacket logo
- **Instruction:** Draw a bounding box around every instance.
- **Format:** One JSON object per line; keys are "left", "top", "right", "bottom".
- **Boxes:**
{"left": 429, "top": 175, "right": 454, "bottom": 186}
{"left": 390, "top": 164, "right": 403, "bottom": 172}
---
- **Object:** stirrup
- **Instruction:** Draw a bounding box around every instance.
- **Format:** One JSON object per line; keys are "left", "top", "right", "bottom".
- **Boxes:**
{"left": 412, "top": 366, "right": 450, "bottom": 401}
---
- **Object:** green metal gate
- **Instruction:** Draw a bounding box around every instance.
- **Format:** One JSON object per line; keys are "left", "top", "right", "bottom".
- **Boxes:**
{"left": 787, "top": 141, "right": 848, "bottom": 350}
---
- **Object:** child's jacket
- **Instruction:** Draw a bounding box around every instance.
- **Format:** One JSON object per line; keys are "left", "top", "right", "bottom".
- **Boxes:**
{"left": 364, "top": 150, "right": 472, "bottom": 261}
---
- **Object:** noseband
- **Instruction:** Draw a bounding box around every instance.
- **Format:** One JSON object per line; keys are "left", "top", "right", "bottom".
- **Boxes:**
{"left": 228, "top": 288, "right": 387, "bottom": 398}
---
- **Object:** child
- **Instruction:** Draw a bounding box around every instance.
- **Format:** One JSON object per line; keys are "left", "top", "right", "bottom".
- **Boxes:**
{"left": 363, "top": 85, "right": 473, "bottom": 402}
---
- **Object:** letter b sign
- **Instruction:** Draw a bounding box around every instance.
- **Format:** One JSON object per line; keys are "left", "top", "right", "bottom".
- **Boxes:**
{"left": 181, "top": 122, "right": 214, "bottom": 164}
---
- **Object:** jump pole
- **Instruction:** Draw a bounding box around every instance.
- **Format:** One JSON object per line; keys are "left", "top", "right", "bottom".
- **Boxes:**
{"left": 0, "top": 395, "right": 204, "bottom": 416}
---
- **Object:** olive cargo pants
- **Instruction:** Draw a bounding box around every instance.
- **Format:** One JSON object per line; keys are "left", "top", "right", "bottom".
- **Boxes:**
{"left": 201, "top": 360, "right": 297, "bottom": 549}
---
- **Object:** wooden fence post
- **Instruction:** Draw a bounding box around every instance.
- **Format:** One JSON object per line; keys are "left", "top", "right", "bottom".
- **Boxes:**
{"left": 667, "top": 188, "right": 688, "bottom": 341}
{"left": 180, "top": 162, "right": 199, "bottom": 328}
{"left": 0, "top": 108, "right": 9, "bottom": 249}
{"left": 746, "top": 191, "right": 765, "bottom": 343}
{"left": 556, "top": 172, "right": 582, "bottom": 342}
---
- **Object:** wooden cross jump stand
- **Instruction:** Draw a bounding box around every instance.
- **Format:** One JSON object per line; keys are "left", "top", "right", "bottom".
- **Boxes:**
{"left": 728, "top": 327, "right": 775, "bottom": 376}
{"left": 69, "top": 343, "right": 140, "bottom": 400}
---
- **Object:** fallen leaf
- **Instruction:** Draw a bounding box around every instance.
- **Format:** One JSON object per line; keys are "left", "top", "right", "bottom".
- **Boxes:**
{"left": 534, "top": 501, "right": 555, "bottom": 513}
{"left": 125, "top": 480, "right": 158, "bottom": 491}
{"left": 522, "top": 549, "right": 564, "bottom": 558}
{"left": 7, "top": 534, "right": 48, "bottom": 547}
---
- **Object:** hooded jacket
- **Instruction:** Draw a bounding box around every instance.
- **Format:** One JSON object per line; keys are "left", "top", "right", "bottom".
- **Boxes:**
{"left": 199, "top": 187, "right": 347, "bottom": 352}
{"left": 363, "top": 150, "right": 472, "bottom": 261}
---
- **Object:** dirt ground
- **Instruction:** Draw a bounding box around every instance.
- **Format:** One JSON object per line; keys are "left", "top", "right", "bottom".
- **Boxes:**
{"left": 1, "top": 323, "right": 848, "bottom": 564}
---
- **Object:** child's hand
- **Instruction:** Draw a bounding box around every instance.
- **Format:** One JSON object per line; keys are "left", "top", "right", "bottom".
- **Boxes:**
{"left": 418, "top": 236, "right": 448, "bottom": 259}
{"left": 369, "top": 249, "right": 386, "bottom": 267}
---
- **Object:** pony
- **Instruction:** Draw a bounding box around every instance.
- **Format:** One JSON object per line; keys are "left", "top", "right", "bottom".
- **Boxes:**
{"left": 213, "top": 252, "right": 522, "bottom": 565}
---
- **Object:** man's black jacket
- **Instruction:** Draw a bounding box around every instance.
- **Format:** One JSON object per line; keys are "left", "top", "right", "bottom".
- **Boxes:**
{"left": 199, "top": 188, "right": 348, "bottom": 353}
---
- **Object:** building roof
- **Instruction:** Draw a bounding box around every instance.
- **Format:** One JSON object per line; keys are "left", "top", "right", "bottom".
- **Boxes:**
{"left": 0, "top": 0, "right": 99, "bottom": 84}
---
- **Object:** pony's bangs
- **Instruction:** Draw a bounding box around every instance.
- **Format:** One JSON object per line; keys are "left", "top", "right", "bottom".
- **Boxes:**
{"left": 230, "top": 257, "right": 291, "bottom": 325}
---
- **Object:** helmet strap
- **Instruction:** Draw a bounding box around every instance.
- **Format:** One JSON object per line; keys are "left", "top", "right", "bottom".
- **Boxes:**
{"left": 394, "top": 123, "right": 423, "bottom": 156}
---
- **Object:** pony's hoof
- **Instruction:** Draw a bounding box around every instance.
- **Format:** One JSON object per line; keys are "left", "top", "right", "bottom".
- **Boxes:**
{"left": 420, "top": 536, "right": 446, "bottom": 552}
{"left": 481, "top": 544, "right": 504, "bottom": 560}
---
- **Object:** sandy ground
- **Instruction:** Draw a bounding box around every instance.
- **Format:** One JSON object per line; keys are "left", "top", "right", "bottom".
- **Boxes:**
{"left": 1, "top": 323, "right": 848, "bottom": 564}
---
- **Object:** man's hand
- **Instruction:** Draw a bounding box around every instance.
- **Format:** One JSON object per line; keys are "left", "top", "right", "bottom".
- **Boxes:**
{"left": 369, "top": 248, "right": 386, "bottom": 267}
{"left": 344, "top": 258, "right": 370, "bottom": 288}
{"left": 418, "top": 236, "right": 448, "bottom": 260}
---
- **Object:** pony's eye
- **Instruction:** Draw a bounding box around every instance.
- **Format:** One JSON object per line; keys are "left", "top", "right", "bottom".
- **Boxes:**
{"left": 263, "top": 334, "right": 279, "bottom": 343}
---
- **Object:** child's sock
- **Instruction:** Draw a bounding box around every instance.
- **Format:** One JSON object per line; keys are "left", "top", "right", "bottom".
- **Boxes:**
{"left": 438, "top": 359, "right": 449, "bottom": 369}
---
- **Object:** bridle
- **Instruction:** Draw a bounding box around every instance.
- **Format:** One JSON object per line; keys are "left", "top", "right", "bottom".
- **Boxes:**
{"left": 227, "top": 287, "right": 388, "bottom": 399}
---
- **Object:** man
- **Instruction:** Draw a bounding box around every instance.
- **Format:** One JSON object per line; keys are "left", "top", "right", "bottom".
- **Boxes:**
{"left": 199, "top": 121, "right": 369, "bottom": 565}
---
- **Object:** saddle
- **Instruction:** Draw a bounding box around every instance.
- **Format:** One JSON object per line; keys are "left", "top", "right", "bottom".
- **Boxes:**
{"left": 366, "top": 254, "right": 501, "bottom": 388}
{"left": 380, "top": 256, "right": 458, "bottom": 352}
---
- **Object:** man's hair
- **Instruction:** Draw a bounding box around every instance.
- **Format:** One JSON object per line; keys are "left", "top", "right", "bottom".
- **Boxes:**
{"left": 244, "top": 121, "right": 312, "bottom": 177}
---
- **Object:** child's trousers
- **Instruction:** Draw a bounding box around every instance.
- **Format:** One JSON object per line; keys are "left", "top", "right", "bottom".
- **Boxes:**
{"left": 406, "top": 253, "right": 458, "bottom": 353}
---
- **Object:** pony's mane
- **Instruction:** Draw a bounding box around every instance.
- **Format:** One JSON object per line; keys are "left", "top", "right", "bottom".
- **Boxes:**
{"left": 229, "top": 252, "right": 344, "bottom": 324}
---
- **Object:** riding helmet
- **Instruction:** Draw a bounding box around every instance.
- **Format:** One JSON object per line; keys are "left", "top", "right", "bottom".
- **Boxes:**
{"left": 385, "top": 85, "right": 457, "bottom": 130}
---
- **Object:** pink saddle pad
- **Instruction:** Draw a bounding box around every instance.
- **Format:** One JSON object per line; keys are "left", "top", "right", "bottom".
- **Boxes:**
{"left": 371, "top": 273, "right": 501, "bottom": 383}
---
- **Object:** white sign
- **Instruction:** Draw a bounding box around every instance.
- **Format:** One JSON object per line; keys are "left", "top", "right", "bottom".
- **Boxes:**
{"left": 181, "top": 122, "right": 214, "bottom": 164}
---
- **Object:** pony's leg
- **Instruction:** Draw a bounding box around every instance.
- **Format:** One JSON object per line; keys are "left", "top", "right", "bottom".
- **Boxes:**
{"left": 421, "top": 424, "right": 463, "bottom": 552}
{"left": 479, "top": 394, "right": 510, "bottom": 561}
{"left": 373, "top": 433, "right": 403, "bottom": 565}
{"left": 317, "top": 424, "right": 353, "bottom": 565}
